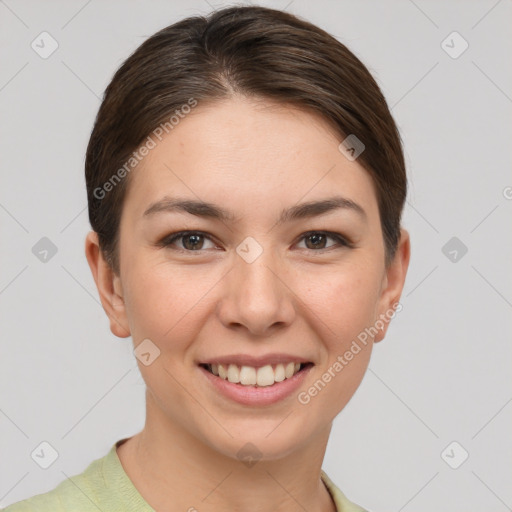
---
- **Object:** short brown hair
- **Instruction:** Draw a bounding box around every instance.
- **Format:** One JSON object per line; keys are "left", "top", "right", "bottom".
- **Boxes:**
{"left": 85, "top": 5, "right": 407, "bottom": 274}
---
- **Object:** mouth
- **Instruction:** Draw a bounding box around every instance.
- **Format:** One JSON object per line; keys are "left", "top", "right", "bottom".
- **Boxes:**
{"left": 199, "top": 362, "right": 314, "bottom": 388}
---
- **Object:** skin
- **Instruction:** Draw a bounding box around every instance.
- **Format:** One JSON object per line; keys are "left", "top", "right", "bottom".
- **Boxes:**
{"left": 85, "top": 95, "right": 410, "bottom": 512}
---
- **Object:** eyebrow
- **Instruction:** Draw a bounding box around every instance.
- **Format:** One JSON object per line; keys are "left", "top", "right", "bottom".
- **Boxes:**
{"left": 143, "top": 195, "right": 366, "bottom": 224}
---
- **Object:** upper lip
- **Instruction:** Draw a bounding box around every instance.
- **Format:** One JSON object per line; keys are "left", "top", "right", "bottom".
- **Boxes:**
{"left": 198, "top": 353, "right": 313, "bottom": 367}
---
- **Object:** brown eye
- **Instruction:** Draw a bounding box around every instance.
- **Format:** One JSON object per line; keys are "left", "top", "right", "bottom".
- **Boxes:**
{"left": 160, "top": 231, "right": 217, "bottom": 251}
{"left": 296, "top": 231, "right": 350, "bottom": 251}
{"left": 304, "top": 233, "right": 328, "bottom": 249}
{"left": 181, "top": 233, "right": 204, "bottom": 250}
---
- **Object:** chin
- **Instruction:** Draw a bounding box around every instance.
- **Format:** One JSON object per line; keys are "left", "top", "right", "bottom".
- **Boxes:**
{"left": 205, "top": 418, "right": 316, "bottom": 463}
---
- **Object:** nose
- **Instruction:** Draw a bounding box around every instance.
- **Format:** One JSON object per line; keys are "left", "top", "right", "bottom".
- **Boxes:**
{"left": 216, "top": 246, "right": 296, "bottom": 337}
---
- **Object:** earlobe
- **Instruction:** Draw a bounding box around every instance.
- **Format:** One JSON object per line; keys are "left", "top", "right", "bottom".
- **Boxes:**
{"left": 373, "top": 228, "right": 411, "bottom": 343}
{"left": 84, "top": 231, "right": 131, "bottom": 338}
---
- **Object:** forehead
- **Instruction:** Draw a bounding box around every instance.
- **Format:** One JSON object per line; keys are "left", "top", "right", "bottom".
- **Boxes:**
{"left": 122, "top": 96, "right": 379, "bottom": 223}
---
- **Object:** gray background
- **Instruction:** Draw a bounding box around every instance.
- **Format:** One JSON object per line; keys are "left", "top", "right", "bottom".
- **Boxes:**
{"left": 1, "top": 0, "right": 511, "bottom": 510}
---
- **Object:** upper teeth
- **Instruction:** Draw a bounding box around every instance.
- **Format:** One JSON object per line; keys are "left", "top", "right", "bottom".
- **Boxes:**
{"left": 210, "top": 362, "right": 302, "bottom": 387}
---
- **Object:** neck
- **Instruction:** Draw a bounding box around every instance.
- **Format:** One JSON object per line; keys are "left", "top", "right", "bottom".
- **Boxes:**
{"left": 117, "top": 392, "right": 337, "bottom": 512}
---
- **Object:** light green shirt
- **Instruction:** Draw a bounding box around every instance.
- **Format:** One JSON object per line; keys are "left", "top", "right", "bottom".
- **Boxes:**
{"left": 2, "top": 439, "right": 368, "bottom": 512}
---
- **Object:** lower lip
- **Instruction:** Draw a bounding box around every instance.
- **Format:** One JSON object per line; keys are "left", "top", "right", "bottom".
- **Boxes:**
{"left": 198, "top": 364, "right": 313, "bottom": 406}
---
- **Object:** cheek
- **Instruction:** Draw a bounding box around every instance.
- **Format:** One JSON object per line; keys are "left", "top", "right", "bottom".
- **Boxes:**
{"left": 299, "top": 261, "right": 382, "bottom": 343}
{"left": 123, "top": 265, "right": 207, "bottom": 398}
{"left": 122, "top": 260, "right": 219, "bottom": 344}
{"left": 295, "top": 265, "right": 379, "bottom": 418}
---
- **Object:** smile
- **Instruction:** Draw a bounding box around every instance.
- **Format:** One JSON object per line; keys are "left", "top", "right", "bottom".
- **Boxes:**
{"left": 198, "top": 360, "right": 314, "bottom": 406}
{"left": 200, "top": 362, "right": 312, "bottom": 387}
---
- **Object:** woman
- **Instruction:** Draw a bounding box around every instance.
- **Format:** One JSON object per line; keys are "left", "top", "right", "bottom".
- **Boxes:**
{"left": 3, "top": 5, "right": 409, "bottom": 511}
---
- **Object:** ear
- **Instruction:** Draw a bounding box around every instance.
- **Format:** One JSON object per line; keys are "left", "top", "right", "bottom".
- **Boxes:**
{"left": 85, "top": 231, "right": 131, "bottom": 338}
{"left": 373, "top": 228, "right": 410, "bottom": 343}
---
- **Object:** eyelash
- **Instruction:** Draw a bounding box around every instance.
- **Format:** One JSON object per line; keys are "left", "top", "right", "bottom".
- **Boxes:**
{"left": 157, "top": 230, "right": 353, "bottom": 253}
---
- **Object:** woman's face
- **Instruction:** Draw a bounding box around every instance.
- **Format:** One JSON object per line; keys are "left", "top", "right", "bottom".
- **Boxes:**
{"left": 90, "top": 96, "right": 409, "bottom": 461}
